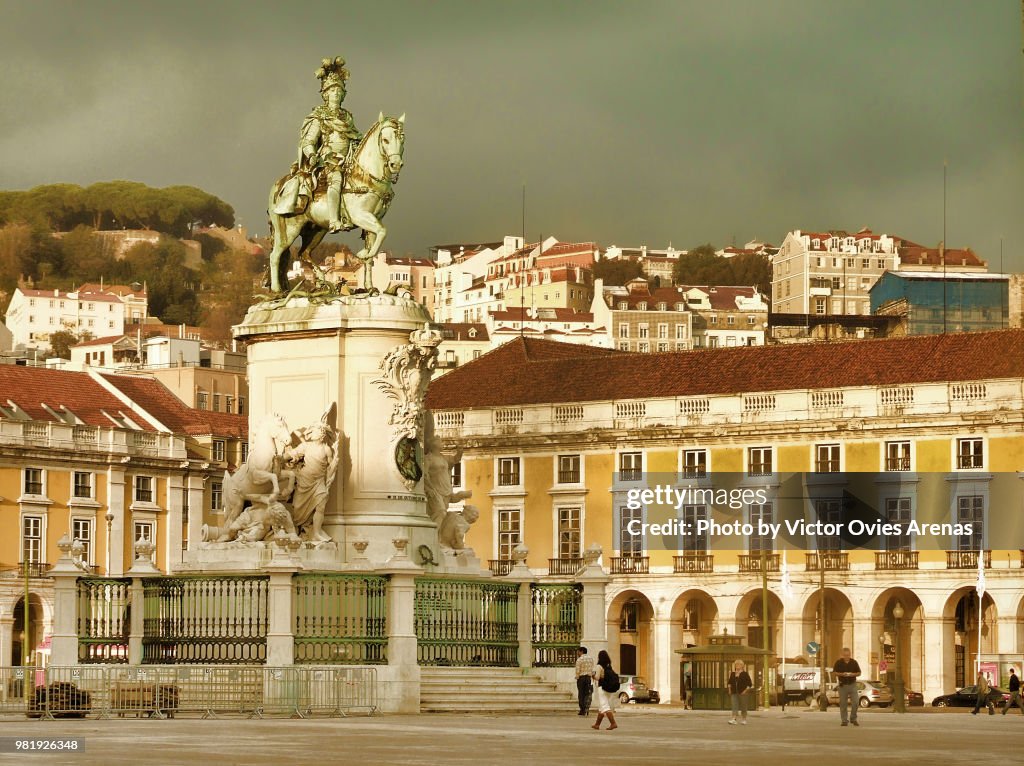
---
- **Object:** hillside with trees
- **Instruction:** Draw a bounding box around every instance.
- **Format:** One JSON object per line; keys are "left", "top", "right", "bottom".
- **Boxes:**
{"left": 672, "top": 243, "right": 771, "bottom": 295}
{"left": 0, "top": 181, "right": 263, "bottom": 346}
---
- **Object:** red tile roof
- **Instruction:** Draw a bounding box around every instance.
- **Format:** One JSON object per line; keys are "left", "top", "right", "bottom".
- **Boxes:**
{"left": 0, "top": 366, "right": 157, "bottom": 430}
{"left": 426, "top": 330, "right": 1024, "bottom": 410}
{"left": 101, "top": 374, "right": 246, "bottom": 438}
{"left": 437, "top": 323, "right": 490, "bottom": 341}
{"left": 490, "top": 307, "right": 594, "bottom": 323}
{"left": 898, "top": 246, "right": 986, "bottom": 268}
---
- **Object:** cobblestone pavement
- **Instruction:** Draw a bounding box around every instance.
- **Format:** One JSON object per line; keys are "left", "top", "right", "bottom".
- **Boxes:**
{"left": 2, "top": 705, "right": 1020, "bottom": 766}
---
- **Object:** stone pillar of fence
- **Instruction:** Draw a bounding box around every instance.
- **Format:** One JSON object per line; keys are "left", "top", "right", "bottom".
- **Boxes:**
{"left": 379, "top": 538, "right": 423, "bottom": 713}
{"left": 576, "top": 543, "right": 611, "bottom": 657}
{"left": 48, "top": 536, "right": 83, "bottom": 666}
{"left": 127, "top": 535, "right": 160, "bottom": 665}
{"left": 266, "top": 543, "right": 302, "bottom": 666}
{"left": 505, "top": 548, "right": 536, "bottom": 668}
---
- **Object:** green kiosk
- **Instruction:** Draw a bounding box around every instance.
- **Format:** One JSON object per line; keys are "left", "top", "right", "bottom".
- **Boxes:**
{"left": 677, "top": 632, "right": 775, "bottom": 710}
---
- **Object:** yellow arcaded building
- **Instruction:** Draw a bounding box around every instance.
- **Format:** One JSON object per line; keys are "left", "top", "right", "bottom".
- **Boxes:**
{"left": 427, "top": 329, "right": 1024, "bottom": 704}
{"left": 0, "top": 365, "right": 245, "bottom": 666}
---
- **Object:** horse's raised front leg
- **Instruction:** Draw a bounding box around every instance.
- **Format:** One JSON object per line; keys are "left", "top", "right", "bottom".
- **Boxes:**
{"left": 349, "top": 206, "right": 386, "bottom": 291}
{"left": 268, "top": 214, "right": 300, "bottom": 293}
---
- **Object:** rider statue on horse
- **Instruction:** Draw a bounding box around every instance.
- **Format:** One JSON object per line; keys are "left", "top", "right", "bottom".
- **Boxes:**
{"left": 272, "top": 56, "right": 360, "bottom": 232}
{"left": 267, "top": 56, "right": 406, "bottom": 294}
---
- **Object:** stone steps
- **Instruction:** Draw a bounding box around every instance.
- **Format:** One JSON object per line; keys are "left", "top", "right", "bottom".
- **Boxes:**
{"left": 420, "top": 667, "right": 576, "bottom": 714}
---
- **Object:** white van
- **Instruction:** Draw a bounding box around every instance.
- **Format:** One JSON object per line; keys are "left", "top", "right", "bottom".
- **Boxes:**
{"left": 782, "top": 666, "right": 833, "bottom": 705}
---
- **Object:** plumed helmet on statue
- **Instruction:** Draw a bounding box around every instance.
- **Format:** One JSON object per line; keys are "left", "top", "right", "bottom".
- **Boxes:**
{"left": 316, "top": 56, "right": 350, "bottom": 92}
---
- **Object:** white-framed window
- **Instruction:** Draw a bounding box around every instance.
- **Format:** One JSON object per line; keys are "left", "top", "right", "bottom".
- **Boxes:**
{"left": 557, "top": 454, "right": 581, "bottom": 484}
{"left": 23, "top": 467, "right": 44, "bottom": 496}
{"left": 497, "top": 457, "right": 521, "bottom": 487}
{"left": 815, "top": 444, "right": 840, "bottom": 473}
{"left": 450, "top": 459, "right": 463, "bottom": 488}
{"left": 619, "top": 505, "right": 643, "bottom": 557}
{"left": 885, "top": 497, "right": 912, "bottom": 551}
{"left": 498, "top": 508, "right": 521, "bottom": 560}
{"left": 618, "top": 341, "right": 630, "bottom": 351}
{"left": 618, "top": 323, "right": 629, "bottom": 339}
{"left": 638, "top": 324, "right": 649, "bottom": 339}
{"left": 212, "top": 394, "right": 222, "bottom": 412}
{"left": 675, "top": 324, "right": 687, "bottom": 340}
{"left": 72, "top": 471, "right": 93, "bottom": 499}
{"left": 619, "top": 451, "right": 643, "bottom": 481}
{"left": 657, "top": 323, "right": 668, "bottom": 339}
{"left": 749, "top": 503, "right": 774, "bottom": 552}
{"left": 22, "top": 515, "right": 43, "bottom": 563}
{"left": 814, "top": 499, "right": 843, "bottom": 551}
{"left": 557, "top": 507, "right": 581, "bottom": 559}
{"left": 681, "top": 505, "right": 709, "bottom": 553}
{"left": 241, "top": 442, "right": 249, "bottom": 462}
{"left": 657, "top": 342, "right": 669, "bottom": 352}
{"left": 133, "top": 520, "right": 155, "bottom": 548}
{"left": 956, "top": 496, "right": 984, "bottom": 550}
{"left": 211, "top": 481, "right": 223, "bottom": 512}
{"left": 885, "top": 441, "right": 911, "bottom": 472}
{"left": 237, "top": 397, "right": 246, "bottom": 415}
{"left": 638, "top": 342, "right": 649, "bottom": 353}
{"left": 682, "top": 449, "right": 707, "bottom": 478}
{"left": 225, "top": 396, "right": 234, "bottom": 414}
{"left": 72, "top": 517, "right": 93, "bottom": 566}
{"left": 197, "top": 392, "right": 209, "bottom": 410}
{"left": 212, "top": 439, "right": 226, "bottom": 463}
{"left": 748, "top": 447, "right": 772, "bottom": 476}
{"left": 134, "top": 475, "right": 154, "bottom": 503}
{"left": 956, "top": 438, "right": 983, "bottom": 470}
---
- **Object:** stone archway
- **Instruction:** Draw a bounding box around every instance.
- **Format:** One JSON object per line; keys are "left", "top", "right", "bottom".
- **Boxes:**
{"left": 869, "top": 588, "right": 925, "bottom": 693}
{"left": 669, "top": 589, "right": 719, "bottom": 703}
{"left": 606, "top": 589, "right": 655, "bottom": 678}
{"left": 943, "top": 587, "right": 997, "bottom": 688}
{"left": 800, "top": 587, "right": 854, "bottom": 668}
{"left": 11, "top": 594, "right": 44, "bottom": 666}
{"left": 735, "top": 589, "right": 784, "bottom": 653}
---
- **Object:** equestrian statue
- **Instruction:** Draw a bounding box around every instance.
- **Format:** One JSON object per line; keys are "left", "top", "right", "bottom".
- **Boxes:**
{"left": 268, "top": 56, "right": 405, "bottom": 293}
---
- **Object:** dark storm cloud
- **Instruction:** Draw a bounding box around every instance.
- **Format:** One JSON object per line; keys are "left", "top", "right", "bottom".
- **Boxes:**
{"left": 1, "top": 1, "right": 1020, "bottom": 267}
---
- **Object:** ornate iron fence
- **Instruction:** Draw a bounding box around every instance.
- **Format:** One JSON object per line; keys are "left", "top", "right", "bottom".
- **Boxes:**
{"left": 77, "top": 578, "right": 132, "bottom": 664}
{"left": 142, "top": 576, "right": 269, "bottom": 664}
{"left": 293, "top": 574, "right": 388, "bottom": 664}
{"left": 414, "top": 578, "right": 519, "bottom": 666}
{"left": 531, "top": 584, "right": 582, "bottom": 667}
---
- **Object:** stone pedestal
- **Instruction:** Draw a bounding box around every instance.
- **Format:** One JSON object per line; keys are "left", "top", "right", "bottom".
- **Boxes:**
{"left": 230, "top": 294, "right": 439, "bottom": 567}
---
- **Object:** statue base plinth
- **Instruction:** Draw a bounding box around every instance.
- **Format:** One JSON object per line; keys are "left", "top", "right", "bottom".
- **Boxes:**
{"left": 176, "top": 544, "right": 344, "bottom": 573}
{"left": 436, "top": 547, "right": 486, "bottom": 576}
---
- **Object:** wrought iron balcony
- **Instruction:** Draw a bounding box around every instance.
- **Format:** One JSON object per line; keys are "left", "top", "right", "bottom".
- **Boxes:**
{"left": 673, "top": 553, "right": 714, "bottom": 573}
{"left": 0, "top": 562, "right": 50, "bottom": 578}
{"left": 945, "top": 550, "right": 991, "bottom": 569}
{"left": 875, "top": 551, "right": 919, "bottom": 570}
{"left": 681, "top": 466, "right": 707, "bottom": 479}
{"left": 557, "top": 469, "right": 581, "bottom": 484}
{"left": 610, "top": 556, "right": 649, "bottom": 574}
{"left": 547, "top": 557, "right": 585, "bottom": 576}
{"left": 488, "top": 559, "right": 514, "bottom": 576}
{"left": 738, "top": 553, "right": 779, "bottom": 572}
{"left": 885, "top": 457, "right": 911, "bottom": 472}
{"left": 805, "top": 551, "right": 849, "bottom": 571}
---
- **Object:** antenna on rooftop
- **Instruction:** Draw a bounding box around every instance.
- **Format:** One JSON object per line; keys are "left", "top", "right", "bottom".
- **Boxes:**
{"left": 942, "top": 160, "right": 947, "bottom": 334}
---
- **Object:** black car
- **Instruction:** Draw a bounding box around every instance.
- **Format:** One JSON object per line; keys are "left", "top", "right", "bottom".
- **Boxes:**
{"left": 645, "top": 689, "right": 661, "bottom": 704}
{"left": 931, "top": 685, "right": 1008, "bottom": 708}
{"left": 905, "top": 689, "right": 925, "bottom": 707}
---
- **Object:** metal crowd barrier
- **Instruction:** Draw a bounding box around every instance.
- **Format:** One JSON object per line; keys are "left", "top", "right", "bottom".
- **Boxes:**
{"left": 0, "top": 666, "right": 378, "bottom": 719}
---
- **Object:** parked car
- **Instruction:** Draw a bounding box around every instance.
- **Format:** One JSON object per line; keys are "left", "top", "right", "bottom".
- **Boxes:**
{"left": 617, "top": 675, "right": 651, "bottom": 704}
{"left": 931, "top": 685, "right": 1009, "bottom": 708}
{"left": 904, "top": 689, "right": 925, "bottom": 707}
{"left": 825, "top": 680, "right": 893, "bottom": 708}
{"left": 646, "top": 688, "right": 661, "bottom": 704}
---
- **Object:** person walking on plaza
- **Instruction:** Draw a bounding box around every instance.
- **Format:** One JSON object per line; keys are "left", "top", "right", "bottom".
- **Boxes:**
{"left": 591, "top": 650, "right": 619, "bottom": 731}
{"left": 575, "top": 646, "right": 595, "bottom": 716}
{"left": 726, "top": 659, "right": 753, "bottom": 725}
{"left": 972, "top": 670, "right": 995, "bottom": 715}
{"left": 833, "top": 647, "right": 862, "bottom": 726}
{"left": 1001, "top": 668, "right": 1021, "bottom": 715}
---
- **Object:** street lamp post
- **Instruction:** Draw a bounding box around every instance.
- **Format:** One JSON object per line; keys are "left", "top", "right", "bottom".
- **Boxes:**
{"left": 105, "top": 511, "right": 114, "bottom": 575}
{"left": 892, "top": 601, "right": 906, "bottom": 713}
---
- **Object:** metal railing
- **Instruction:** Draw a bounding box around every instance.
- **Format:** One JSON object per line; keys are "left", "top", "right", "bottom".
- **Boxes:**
{"left": 673, "top": 553, "right": 714, "bottom": 573}
{"left": 610, "top": 556, "right": 650, "bottom": 574}
{"left": 547, "top": 558, "right": 584, "bottom": 576}
{"left": 945, "top": 550, "right": 991, "bottom": 569}
{"left": 293, "top": 574, "right": 387, "bottom": 665}
{"left": 738, "top": 553, "right": 780, "bottom": 572}
{"left": 531, "top": 584, "right": 582, "bottom": 667}
{"left": 414, "top": 578, "right": 519, "bottom": 667}
{"left": 875, "top": 551, "right": 919, "bottom": 570}
{"left": 5, "top": 665, "right": 378, "bottom": 719}
{"left": 488, "top": 559, "right": 514, "bottom": 576}
{"left": 141, "top": 576, "right": 269, "bottom": 664}
{"left": 804, "top": 551, "right": 849, "bottom": 571}
{"left": 78, "top": 578, "right": 132, "bottom": 664}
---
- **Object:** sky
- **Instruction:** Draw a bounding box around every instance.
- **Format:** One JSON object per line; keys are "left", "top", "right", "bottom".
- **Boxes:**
{"left": 1, "top": 1, "right": 1021, "bottom": 268}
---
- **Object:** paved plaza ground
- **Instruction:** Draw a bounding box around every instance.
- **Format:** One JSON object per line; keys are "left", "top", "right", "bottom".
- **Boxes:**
{"left": 2, "top": 705, "right": 1021, "bottom": 766}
